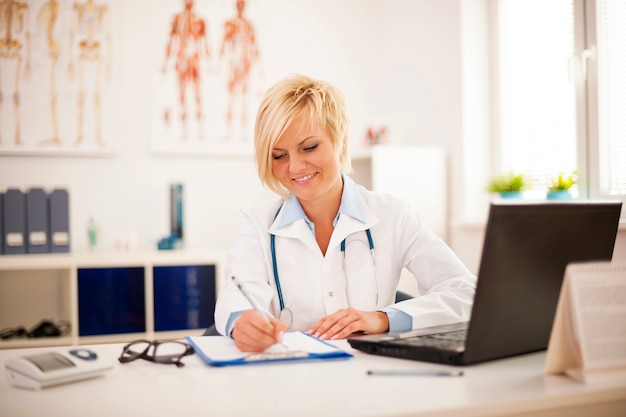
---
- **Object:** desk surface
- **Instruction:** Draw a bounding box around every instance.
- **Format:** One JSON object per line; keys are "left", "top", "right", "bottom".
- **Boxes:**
{"left": 1, "top": 340, "right": 625, "bottom": 417}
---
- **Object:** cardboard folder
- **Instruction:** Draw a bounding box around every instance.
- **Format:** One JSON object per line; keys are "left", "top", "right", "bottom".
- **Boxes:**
{"left": 26, "top": 188, "right": 50, "bottom": 253}
{"left": 49, "top": 189, "right": 70, "bottom": 253}
{"left": 3, "top": 188, "right": 26, "bottom": 254}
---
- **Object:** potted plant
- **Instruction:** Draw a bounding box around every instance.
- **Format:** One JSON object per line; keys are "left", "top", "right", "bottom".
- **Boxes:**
{"left": 487, "top": 173, "right": 529, "bottom": 198}
{"left": 547, "top": 172, "right": 576, "bottom": 200}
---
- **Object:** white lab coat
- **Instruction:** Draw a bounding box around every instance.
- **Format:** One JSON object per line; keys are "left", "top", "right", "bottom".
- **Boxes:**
{"left": 214, "top": 184, "right": 477, "bottom": 335}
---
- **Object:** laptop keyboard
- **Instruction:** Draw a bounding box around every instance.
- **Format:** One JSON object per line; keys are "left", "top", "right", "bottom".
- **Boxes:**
{"left": 395, "top": 329, "right": 467, "bottom": 350}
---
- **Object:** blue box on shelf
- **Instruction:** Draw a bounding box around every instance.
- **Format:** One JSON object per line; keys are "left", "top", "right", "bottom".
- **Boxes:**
{"left": 77, "top": 267, "right": 146, "bottom": 336}
{"left": 153, "top": 265, "right": 216, "bottom": 332}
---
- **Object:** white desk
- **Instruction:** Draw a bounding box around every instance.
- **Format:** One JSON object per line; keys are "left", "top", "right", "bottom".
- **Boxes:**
{"left": 1, "top": 341, "right": 625, "bottom": 417}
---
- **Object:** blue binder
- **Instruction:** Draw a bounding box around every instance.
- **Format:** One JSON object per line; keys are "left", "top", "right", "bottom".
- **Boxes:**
{"left": 49, "top": 189, "right": 70, "bottom": 253}
{"left": 26, "top": 188, "right": 50, "bottom": 253}
{"left": 3, "top": 189, "right": 26, "bottom": 254}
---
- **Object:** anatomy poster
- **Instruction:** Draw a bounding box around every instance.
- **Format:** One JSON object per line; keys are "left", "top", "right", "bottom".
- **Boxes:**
{"left": 0, "top": 0, "right": 116, "bottom": 156}
{"left": 151, "top": 0, "right": 263, "bottom": 157}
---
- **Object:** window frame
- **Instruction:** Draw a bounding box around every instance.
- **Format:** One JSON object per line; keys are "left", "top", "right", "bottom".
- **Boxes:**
{"left": 490, "top": 0, "right": 626, "bottom": 214}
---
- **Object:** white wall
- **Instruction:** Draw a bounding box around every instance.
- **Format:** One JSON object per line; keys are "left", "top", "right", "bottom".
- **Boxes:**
{"left": 1, "top": 0, "right": 466, "bottom": 255}
{"left": 1, "top": 0, "right": 622, "bottom": 269}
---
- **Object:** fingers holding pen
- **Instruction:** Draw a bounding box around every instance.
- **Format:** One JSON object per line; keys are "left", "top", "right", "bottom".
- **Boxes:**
{"left": 232, "top": 310, "right": 287, "bottom": 352}
{"left": 269, "top": 315, "right": 288, "bottom": 341}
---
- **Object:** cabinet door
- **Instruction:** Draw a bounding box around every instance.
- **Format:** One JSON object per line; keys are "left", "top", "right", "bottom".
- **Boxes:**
{"left": 77, "top": 267, "right": 146, "bottom": 336}
{"left": 153, "top": 265, "right": 216, "bottom": 332}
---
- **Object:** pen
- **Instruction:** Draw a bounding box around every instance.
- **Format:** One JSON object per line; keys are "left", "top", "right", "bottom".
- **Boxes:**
{"left": 366, "top": 369, "right": 464, "bottom": 377}
{"left": 231, "top": 275, "right": 288, "bottom": 349}
{"left": 231, "top": 275, "right": 269, "bottom": 319}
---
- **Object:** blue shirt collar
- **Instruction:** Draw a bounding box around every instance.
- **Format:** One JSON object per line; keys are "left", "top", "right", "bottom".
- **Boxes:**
{"left": 277, "top": 173, "right": 366, "bottom": 232}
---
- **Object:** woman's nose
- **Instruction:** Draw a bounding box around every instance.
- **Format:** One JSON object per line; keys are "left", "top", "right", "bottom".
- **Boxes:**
{"left": 288, "top": 154, "right": 306, "bottom": 172}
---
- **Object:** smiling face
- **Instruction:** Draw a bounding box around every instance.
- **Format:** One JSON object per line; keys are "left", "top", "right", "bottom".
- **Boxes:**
{"left": 271, "top": 116, "right": 343, "bottom": 210}
{"left": 255, "top": 74, "right": 352, "bottom": 199}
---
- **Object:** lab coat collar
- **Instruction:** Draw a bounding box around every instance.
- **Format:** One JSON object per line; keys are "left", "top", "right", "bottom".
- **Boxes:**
{"left": 276, "top": 173, "right": 366, "bottom": 229}
{"left": 268, "top": 174, "right": 379, "bottom": 253}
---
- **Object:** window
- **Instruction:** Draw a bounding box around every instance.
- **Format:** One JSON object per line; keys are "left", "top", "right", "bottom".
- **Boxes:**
{"left": 593, "top": 0, "right": 626, "bottom": 196}
{"left": 494, "top": 0, "right": 626, "bottom": 208}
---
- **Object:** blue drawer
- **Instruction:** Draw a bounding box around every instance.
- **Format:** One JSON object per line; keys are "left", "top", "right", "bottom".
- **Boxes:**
{"left": 78, "top": 267, "right": 146, "bottom": 336}
{"left": 153, "top": 265, "right": 215, "bottom": 332}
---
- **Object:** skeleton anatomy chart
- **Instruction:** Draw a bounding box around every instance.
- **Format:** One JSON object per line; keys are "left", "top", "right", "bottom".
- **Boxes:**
{"left": 152, "top": 0, "right": 263, "bottom": 156}
{"left": 0, "top": 0, "right": 114, "bottom": 155}
{"left": 0, "top": 0, "right": 31, "bottom": 147}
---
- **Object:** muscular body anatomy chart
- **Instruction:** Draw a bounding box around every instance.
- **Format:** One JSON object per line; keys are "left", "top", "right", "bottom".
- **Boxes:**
{"left": 152, "top": 0, "right": 263, "bottom": 155}
{"left": 219, "top": 0, "right": 258, "bottom": 142}
{"left": 162, "top": 0, "right": 210, "bottom": 140}
{"left": 0, "top": 0, "right": 114, "bottom": 155}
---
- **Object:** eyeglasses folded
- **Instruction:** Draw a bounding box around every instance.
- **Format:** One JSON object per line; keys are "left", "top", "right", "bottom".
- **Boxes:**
{"left": 118, "top": 340, "right": 195, "bottom": 367}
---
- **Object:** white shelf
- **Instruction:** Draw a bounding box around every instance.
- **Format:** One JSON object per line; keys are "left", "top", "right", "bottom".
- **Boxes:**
{"left": 0, "top": 249, "right": 226, "bottom": 349}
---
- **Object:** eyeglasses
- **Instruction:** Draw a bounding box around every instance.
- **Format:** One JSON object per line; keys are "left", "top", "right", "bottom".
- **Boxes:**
{"left": 118, "top": 340, "right": 195, "bottom": 367}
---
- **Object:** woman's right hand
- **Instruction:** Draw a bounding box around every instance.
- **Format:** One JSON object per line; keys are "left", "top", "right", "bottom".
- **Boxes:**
{"left": 231, "top": 310, "right": 287, "bottom": 352}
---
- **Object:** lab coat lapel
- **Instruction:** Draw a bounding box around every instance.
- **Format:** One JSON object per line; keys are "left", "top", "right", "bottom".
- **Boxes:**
{"left": 329, "top": 198, "right": 380, "bottom": 250}
{"left": 269, "top": 218, "right": 320, "bottom": 254}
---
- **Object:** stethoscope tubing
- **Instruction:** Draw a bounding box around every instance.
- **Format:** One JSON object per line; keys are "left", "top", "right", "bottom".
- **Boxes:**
{"left": 270, "top": 213, "right": 375, "bottom": 314}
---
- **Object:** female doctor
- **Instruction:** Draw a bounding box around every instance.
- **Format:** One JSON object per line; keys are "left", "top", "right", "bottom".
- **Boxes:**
{"left": 214, "top": 74, "right": 477, "bottom": 352}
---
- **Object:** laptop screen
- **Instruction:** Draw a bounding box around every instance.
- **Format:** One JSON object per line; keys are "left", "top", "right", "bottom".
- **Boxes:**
{"left": 463, "top": 200, "right": 622, "bottom": 363}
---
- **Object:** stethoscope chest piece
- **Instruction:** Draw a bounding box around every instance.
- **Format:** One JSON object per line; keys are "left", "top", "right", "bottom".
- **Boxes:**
{"left": 279, "top": 308, "right": 293, "bottom": 330}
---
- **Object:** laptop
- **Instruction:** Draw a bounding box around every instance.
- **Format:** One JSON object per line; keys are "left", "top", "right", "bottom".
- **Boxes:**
{"left": 348, "top": 200, "right": 622, "bottom": 366}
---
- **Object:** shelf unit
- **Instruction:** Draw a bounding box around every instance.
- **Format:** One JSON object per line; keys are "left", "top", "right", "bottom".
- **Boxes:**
{"left": 0, "top": 249, "right": 225, "bottom": 349}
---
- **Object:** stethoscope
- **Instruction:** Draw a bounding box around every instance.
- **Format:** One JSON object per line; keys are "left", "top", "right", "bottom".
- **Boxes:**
{"left": 269, "top": 207, "right": 379, "bottom": 329}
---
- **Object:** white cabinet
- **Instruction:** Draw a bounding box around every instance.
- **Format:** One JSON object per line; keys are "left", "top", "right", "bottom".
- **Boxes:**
{"left": 351, "top": 145, "right": 448, "bottom": 296}
{"left": 352, "top": 145, "right": 447, "bottom": 240}
{"left": 0, "top": 249, "right": 225, "bottom": 349}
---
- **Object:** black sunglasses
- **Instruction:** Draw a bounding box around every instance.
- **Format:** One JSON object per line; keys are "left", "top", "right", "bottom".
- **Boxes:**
{"left": 118, "top": 340, "right": 195, "bottom": 368}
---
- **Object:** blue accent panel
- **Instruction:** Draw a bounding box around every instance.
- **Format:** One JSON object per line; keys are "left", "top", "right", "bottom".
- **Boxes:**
{"left": 77, "top": 267, "right": 146, "bottom": 336}
{"left": 153, "top": 265, "right": 216, "bottom": 332}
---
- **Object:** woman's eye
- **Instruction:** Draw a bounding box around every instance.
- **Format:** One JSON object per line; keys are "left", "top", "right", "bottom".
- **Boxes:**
{"left": 272, "top": 153, "right": 286, "bottom": 160}
{"left": 303, "top": 144, "right": 318, "bottom": 152}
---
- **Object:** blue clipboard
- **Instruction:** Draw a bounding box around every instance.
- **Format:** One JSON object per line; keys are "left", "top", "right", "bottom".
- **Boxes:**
{"left": 186, "top": 331, "right": 353, "bottom": 367}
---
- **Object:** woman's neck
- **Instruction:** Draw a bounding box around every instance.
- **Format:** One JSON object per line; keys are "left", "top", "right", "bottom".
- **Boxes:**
{"left": 299, "top": 180, "right": 343, "bottom": 255}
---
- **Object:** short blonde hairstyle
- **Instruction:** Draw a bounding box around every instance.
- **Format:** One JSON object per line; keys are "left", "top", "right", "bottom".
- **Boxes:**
{"left": 254, "top": 74, "right": 352, "bottom": 198}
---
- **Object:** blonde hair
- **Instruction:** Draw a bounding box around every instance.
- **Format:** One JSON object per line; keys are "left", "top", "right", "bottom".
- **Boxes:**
{"left": 254, "top": 74, "right": 351, "bottom": 198}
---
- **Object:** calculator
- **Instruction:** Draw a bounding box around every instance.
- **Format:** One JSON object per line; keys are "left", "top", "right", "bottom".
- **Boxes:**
{"left": 5, "top": 348, "right": 113, "bottom": 390}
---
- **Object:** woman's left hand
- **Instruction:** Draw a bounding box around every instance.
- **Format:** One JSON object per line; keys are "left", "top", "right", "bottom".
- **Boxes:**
{"left": 309, "top": 308, "right": 389, "bottom": 340}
